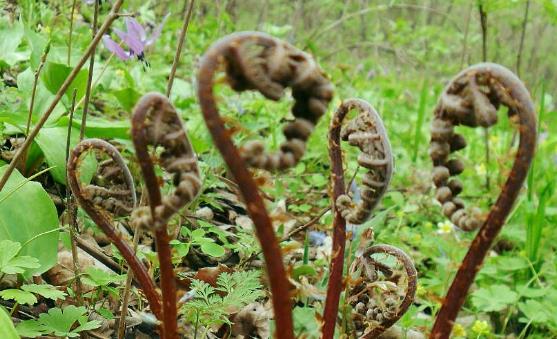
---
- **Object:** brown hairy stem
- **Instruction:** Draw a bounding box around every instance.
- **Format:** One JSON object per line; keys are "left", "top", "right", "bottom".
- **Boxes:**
{"left": 429, "top": 63, "right": 536, "bottom": 338}
{"left": 131, "top": 93, "right": 201, "bottom": 339}
{"left": 0, "top": 0, "right": 124, "bottom": 192}
{"left": 67, "top": 138, "right": 162, "bottom": 319}
{"left": 198, "top": 31, "right": 333, "bottom": 338}
{"left": 323, "top": 99, "right": 394, "bottom": 339}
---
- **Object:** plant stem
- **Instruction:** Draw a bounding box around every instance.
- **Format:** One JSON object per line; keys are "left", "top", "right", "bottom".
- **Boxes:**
{"left": 0, "top": 0, "right": 124, "bottom": 193}
{"left": 516, "top": 0, "right": 530, "bottom": 77}
{"left": 68, "top": 0, "right": 77, "bottom": 65}
{"left": 321, "top": 101, "right": 348, "bottom": 339}
{"left": 80, "top": 0, "right": 100, "bottom": 141}
{"left": 65, "top": 89, "right": 84, "bottom": 306}
{"left": 166, "top": 0, "right": 196, "bottom": 98}
{"left": 429, "top": 65, "right": 537, "bottom": 339}
{"left": 478, "top": 2, "right": 490, "bottom": 191}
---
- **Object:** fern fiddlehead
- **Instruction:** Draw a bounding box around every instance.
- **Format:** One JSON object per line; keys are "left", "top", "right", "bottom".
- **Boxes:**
{"left": 131, "top": 92, "right": 201, "bottom": 339}
{"left": 430, "top": 63, "right": 536, "bottom": 338}
{"left": 67, "top": 139, "right": 162, "bottom": 319}
{"left": 197, "top": 31, "right": 333, "bottom": 338}
{"left": 323, "top": 99, "right": 414, "bottom": 339}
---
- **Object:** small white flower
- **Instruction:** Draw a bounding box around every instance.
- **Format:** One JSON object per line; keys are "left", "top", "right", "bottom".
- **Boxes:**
{"left": 437, "top": 220, "right": 455, "bottom": 234}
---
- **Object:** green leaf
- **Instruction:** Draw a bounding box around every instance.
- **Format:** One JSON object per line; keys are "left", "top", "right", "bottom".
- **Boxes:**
{"left": 0, "top": 20, "right": 29, "bottom": 67}
{"left": 0, "top": 166, "right": 59, "bottom": 276}
{"left": 200, "top": 242, "right": 226, "bottom": 257}
{"left": 112, "top": 87, "right": 141, "bottom": 111}
{"left": 0, "top": 289, "right": 37, "bottom": 305}
{"left": 0, "top": 240, "right": 40, "bottom": 274}
{"left": 81, "top": 267, "right": 125, "bottom": 287}
{"left": 41, "top": 62, "right": 88, "bottom": 101}
{"left": 57, "top": 116, "right": 131, "bottom": 140}
{"left": 22, "top": 284, "right": 66, "bottom": 301}
{"left": 0, "top": 307, "right": 19, "bottom": 339}
{"left": 16, "top": 319, "right": 45, "bottom": 338}
{"left": 36, "top": 305, "right": 101, "bottom": 337}
{"left": 292, "top": 264, "right": 317, "bottom": 280}
{"left": 35, "top": 127, "right": 96, "bottom": 184}
{"left": 471, "top": 284, "right": 518, "bottom": 312}
{"left": 518, "top": 300, "right": 551, "bottom": 323}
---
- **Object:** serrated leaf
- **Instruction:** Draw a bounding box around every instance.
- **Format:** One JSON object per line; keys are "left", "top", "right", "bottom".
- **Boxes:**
{"left": 0, "top": 289, "right": 37, "bottom": 305}
{"left": 37, "top": 305, "right": 100, "bottom": 337}
{"left": 471, "top": 284, "right": 518, "bottom": 312}
{"left": 0, "top": 307, "right": 19, "bottom": 339}
{"left": 518, "top": 300, "right": 551, "bottom": 323}
{"left": 22, "top": 284, "right": 66, "bottom": 301}
{"left": 0, "top": 240, "right": 40, "bottom": 275}
{"left": 0, "top": 166, "right": 58, "bottom": 276}
{"left": 16, "top": 319, "right": 45, "bottom": 338}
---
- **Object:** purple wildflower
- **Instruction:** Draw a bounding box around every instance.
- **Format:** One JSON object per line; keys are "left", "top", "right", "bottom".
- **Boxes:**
{"left": 102, "top": 15, "right": 168, "bottom": 63}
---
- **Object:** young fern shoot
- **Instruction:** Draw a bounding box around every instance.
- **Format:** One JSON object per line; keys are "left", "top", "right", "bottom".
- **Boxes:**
{"left": 67, "top": 139, "right": 162, "bottom": 319}
{"left": 429, "top": 63, "right": 536, "bottom": 338}
{"left": 131, "top": 93, "right": 202, "bottom": 339}
{"left": 323, "top": 99, "right": 415, "bottom": 339}
{"left": 197, "top": 31, "right": 333, "bottom": 339}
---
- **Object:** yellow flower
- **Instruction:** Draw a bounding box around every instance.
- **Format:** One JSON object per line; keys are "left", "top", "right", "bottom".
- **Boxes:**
{"left": 437, "top": 220, "right": 454, "bottom": 234}
{"left": 475, "top": 163, "right": 486, "bottom": 176}
{"left": 452, "top": 323, "right": 467, "bottom": 337}
{"left": 471, "top": 320, "right": 490, "bottom": 335}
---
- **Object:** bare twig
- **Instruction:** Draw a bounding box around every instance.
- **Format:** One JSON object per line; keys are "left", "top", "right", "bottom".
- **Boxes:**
{"left": 516, "top": 0, "right": 530, "bottom": 77}
{"left": 65, "top": 89, "right": 84, "bottom": 306}
{"left": 0, "top": 0, "right": 124, "bottom": 192}
{"left": 80, "top": 0, "right": 100, "bottom": 140}
{"left": 166, "top": 0, "right": 196, "bottom": 98}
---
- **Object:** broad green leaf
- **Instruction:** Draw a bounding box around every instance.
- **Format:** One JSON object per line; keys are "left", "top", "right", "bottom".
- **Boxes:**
{"left": 22, "top": 284, "right": 66, "bottom": 301}
{"left": 0, "top": 20, "right": 29, "bottom": 67}
{"left": 57, "top": 115, "right": 131, "bottom": 140}
{"left": 0, "top": 240, "right": 40, "bottom": 274}
{"left": 0, "top": 166, "right": 58, "bottom": 276}
{"left": 292, "top": 264, "right": 318, "bottom": 280}
{"left": 518, "top": 300, "right": 551, "bottom": 323}
{"left": 41, "top": 62, "right": 88, "bottom": 101}
{"left": 16, "top": 319, "right": 44, "bottom": 338}
{"left": 0, "top": 289, "right": 37, "bottom": 305}
{"left": 200, "top": 242, "right": 226, "bottom": 257}
{"left": 0, "top": 307, "right": 19, "bottom": 339}
{"left": 112, "top": 87, "right": 141, "bottom": 111}
{"left": 35, "top": 127, "right": 96, "bottom": 184}
{"left": 471, "top": 285, "right": 518, "bottom": 312}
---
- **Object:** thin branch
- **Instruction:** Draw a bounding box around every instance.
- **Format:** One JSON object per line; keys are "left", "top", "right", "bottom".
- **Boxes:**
{"left": 516, "top": 0, "right": 531, "bottom": 77}
{"left": 166, "top": 0, "right": 196, "bottom": 98}
{"left": 80, "top": 0, "right": 100, "bottom": 140}
{"left": 0, "top": 0, "right": 124, "bottom": 192}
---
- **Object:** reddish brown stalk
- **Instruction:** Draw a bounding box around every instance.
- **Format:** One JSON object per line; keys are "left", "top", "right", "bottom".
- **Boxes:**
{"left": 67, "top": 139, "right": 162, "bottom": 319}
{"left": 197, "top": 32, "right": 333, "bottom": 338}
{"left": 323, "top": 99, "right": 394, "bottom": 339}
{"left": 322, "top": 102, "right": 348, "bottom": 339}
{"left": 131, "top": 93, "right": 201, "bottom": 339}
{"left": 0, "top": 0, "right": 124, "bottom": 192}
{"left": 429, "top": 63, "right": 536, "bottom": 338}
